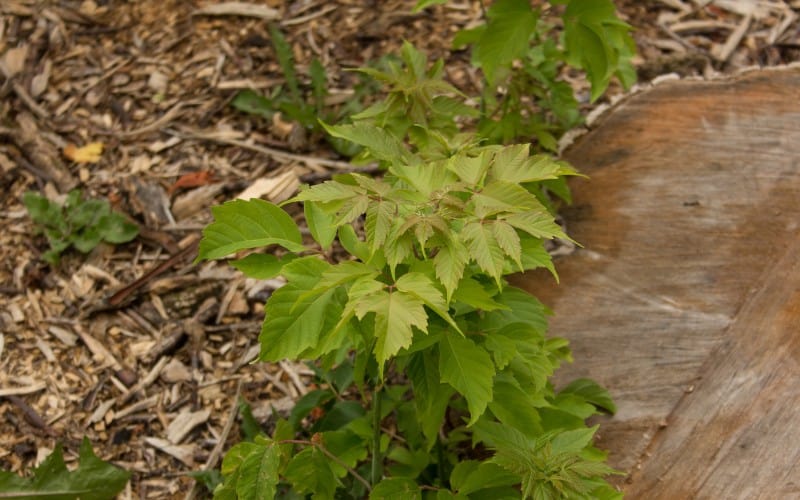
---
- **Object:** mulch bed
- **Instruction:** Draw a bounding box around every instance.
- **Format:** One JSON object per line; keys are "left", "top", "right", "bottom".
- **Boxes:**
{"left": 1, "top": 1, "right": 798, "bottom": 498}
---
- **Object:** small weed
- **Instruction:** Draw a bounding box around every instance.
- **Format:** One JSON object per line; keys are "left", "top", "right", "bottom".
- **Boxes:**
{"left": 23, "top": 189, "right": 139, "bottom": 265}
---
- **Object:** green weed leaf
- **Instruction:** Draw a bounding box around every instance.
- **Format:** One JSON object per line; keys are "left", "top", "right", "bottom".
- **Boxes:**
{"left": 0, "top": 438, "right": 130, "bottom": 500}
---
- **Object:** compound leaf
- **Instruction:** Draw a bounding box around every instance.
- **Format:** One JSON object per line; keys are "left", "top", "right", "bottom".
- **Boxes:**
{"left": 354, "top": 289, "right": 428, "bottom": 370}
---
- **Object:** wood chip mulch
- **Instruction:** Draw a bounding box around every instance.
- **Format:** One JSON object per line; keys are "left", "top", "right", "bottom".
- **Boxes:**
{"left": 0, "top": 1, "right": 798, "bottom": 498}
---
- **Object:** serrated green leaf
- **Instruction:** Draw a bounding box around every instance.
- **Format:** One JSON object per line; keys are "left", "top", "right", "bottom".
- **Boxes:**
{"left": 259, "top": 258, "right": 345, "bottom": 361}
{"left": 370, "top": 478, "right": 421, "bottom": 499}
{"left": 438, "top": 332, "right": 494, "bottom": 425}
{"left": 0, "top": 438, "right": 130, "bottom": 500}
{"left": 305, "top": 201, "right": 337, "bottom": 250}
{"left": 490, "top": 148, "right": 570, "bottom": 184}
{"left": 502, "top": 211, "right": 567, "bottom": 240}
{"left": 319, "top": 430, "right": 368, "bottom": 477}
{"left": 354, "top": 289, "right": 428, "bottom": 371}
{"left": 559, "top": 378, "right": 617, "bottom": 414}
{"left": 450, "top": 460, "right": 520, "bottom": 495}
{"left": 472, "top": 180, "right": 541, "bottom": 218}
{"left": 452, "top": 277, "right": 508, "bottom": 312}
{"left": 488, "top": 373, "right": 543, "bottom": 438}
{"left": 434, "top": 238, "right": 469, "bottom": 302}
{"left": 475, "top": 0, "right": 538, "bottom": 83}
{"left": 483, "top": 287, "right": 550, "bottom": 334}
{"left": 268, "top": 23, "right": 300, "bottom": 101}
{"left": 235, "top": 442, "right": 280, "bottom": 500}
{"left": 365, "top": 200, "right": 395, "bottom": 252}
{"left": 447, "top": 151, "right": 490, "bottom": 186}
{"left": 395, "top": 272, "right": 460, "bottom": 332}
{"left": 407, "top": 351, "right": 453, "bottom": 450}
{"left": 338, "top": 224, "right": 371, "bottom": 262}
{"left": 462, "top": 221, "right": 506, "bottom": 284}
{"left": 322, "top": 122, "right": 414, "bottom": 165}
{"left": 310, "top": 58, "right": 327, "bottom": 112}
{"left": 284, "top": 447, "right": 341, "bottom": 499}
{"left": 198, "top": 199, "right": 304, "bottom": 261}
{"left": 513, "top": 235, "right": 557, "bottom": 279}
{"left": 230, "top": 253, "right": 295, "bottom": 280}
{"left": 492, "top": 221, "right": 522, "bottom": 270}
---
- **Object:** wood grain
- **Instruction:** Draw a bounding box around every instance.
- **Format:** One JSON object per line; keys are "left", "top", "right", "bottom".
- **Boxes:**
{"left": 511, "top": 67, "right": 800, "bottom": 496}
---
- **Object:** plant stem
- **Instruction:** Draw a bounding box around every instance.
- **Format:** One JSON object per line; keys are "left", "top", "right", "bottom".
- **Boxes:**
{"left": 371, "top": 389, "right": 382, "bottom": 486}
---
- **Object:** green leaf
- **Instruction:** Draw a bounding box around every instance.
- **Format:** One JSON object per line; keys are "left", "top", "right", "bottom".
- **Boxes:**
{"left": 559, "top": 378, "right": 616, "bottom": 414}
{"left": 407, "top": 351, "right": 454, "bottom": 450}
{"left": 322, "top": 122, "right": 414, "bottom": 165}
{"left": 235, "top": 442, "right": 280, "bottom": 500}
{"left": 310, "top": 58, "right": 327, "bottom": 112}
{"left": 319, "top": 430, "right": 368, "bottom": 477}
{"left": 268, "top": 23, "right": 300, "bottom": 101}
{"left": 0, "top": 438, "right": 130, "bottom": 500}
{"left": 488, "top": 373, "right": 543, "bottom": 438}
{"left": 483, "top": 287, "right": 550, "bottom": 334}
{"left": 365, "top": 200, "right": 395, "bottom": 252}
{"left": 259, "top": 257, "right": 343, "bottom": 361}
{"left": 305, "top": 201, "right": 337, "bottom": 250}
{"left": 283, "top": 447, "right": 341, "bottom": 499}
{"left": 395, "top": 272, "right": 460, "bottom": 333}
{"left": 72, "top": 227, "right": 103, "bottom": 253}
{"left": 475, "top": 0, "right": 538, "bottom": 83}
{"left": 354, "top": 288, "right": 428, "bottom": 370}
{"left": 230, "top": 253, "right": 296, "bottom": 280}
{"left": 198, "top": 199, "right": 305, "bottom": 261}
{"left": 370, "top": 478, "right": 421, "bottom": 499}
{"left": 563, "top": 0, "right": 635, "bottom": 101}
{"left": 450, "top": 461, "right": 520, "bottom": 495}
{"left": 232, "top": 89, "right": 276, "bottom": 119}
{"left": 462, "top": 221, "right": 506, "bottom": 284}
{"left": 66, "top": 199, "right": 107, "bottom": 228}
{"left": 22, "top": 191, "right": 62, "bottom": 227}
{"left": 502, "top": 211, "right": 567, "bottom": 241}
{"left": 492, "top": 221, "right": 522, "bottom": 270}
{"left": 452, "top": 277, "right": 507, "bottom": 312}
{"left": 472, "top": 180, "right": 541, "bottom": 218}
{"left": 434, "top": 238, "right": 469, "bottom": 301}
{"left": 96, "top": 213, "right": 139, "bottom": 244}
{"left": 438, "top": 332, "right": 494, "bottom": 425}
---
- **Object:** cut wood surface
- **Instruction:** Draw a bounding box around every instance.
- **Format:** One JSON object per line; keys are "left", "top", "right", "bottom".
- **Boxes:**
{"left": 512, "top": 67, "right": 800, "bottom": 498}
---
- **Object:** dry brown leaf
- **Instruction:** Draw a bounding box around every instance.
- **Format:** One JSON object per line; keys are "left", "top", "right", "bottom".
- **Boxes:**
{"left": 63, "top": 142, "right": 104, "bottom": 163}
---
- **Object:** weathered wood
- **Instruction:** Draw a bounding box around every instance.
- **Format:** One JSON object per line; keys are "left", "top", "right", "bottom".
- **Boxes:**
{"left": 511, "top": 67, "right": 800, "bottom": 496}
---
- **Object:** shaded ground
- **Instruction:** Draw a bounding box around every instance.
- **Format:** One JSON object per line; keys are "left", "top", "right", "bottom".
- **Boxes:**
{"left": 1, "top": 1, "right": 798, "bottom": 498}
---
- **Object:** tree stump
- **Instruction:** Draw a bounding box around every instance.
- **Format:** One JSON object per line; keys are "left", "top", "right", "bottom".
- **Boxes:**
{"left": 512, "top": 67, "right": 800, "bottom": 498}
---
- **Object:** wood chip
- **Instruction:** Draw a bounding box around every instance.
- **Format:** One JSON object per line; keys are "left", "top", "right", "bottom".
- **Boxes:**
{"left": 166, "top": 408, "right": 211, "bottom": 444}
{"left": 194, "top": 2, "right": 280, "bottom": 21}
{"left": 712, "top": 13, "right": 752, "bottom": 62}
{"left": 0, "top": 383, "right": 46, "bottom": 397}
{"left": 144, "top": 437, "right": 196, "bottom": 466}
{"left": 0, "top": 44, "right": 27, "bottom": 78}
{"left": 47, "top": 325, "right": 78, "bottom": 346}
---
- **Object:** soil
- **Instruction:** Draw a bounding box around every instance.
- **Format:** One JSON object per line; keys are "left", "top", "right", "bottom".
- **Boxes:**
{"left": 0, "top": 1, "right": 798, "bottom": 498}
